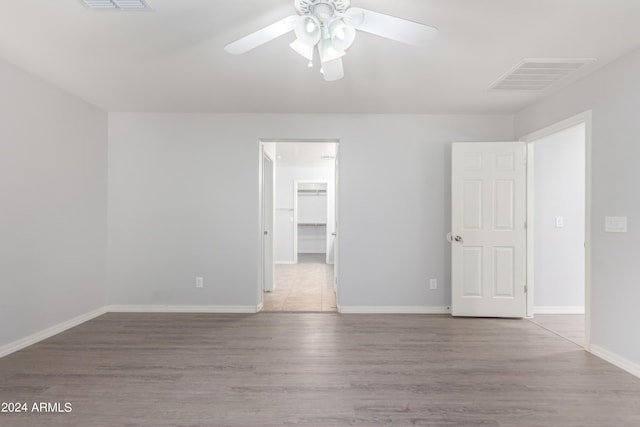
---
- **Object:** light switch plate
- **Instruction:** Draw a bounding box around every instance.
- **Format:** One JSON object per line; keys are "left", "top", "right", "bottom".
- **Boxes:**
{"left": 555, "top": 216, "right": 564, "bottom": 228}
{"left": 605, "top": 216, "right": 627, "bottom": 233}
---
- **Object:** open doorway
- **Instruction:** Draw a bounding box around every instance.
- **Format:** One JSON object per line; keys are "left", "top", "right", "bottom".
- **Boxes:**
{"left": 522, "top": 113, "right": 590, "bottom": 348}
{"left": 260, "top": 140, "right": 338, "bottom": 312}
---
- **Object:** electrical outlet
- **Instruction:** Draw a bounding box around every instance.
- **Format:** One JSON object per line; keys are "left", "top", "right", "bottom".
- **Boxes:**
{"left": 195, "top": 277, "right": 204, "bottom": 288}
{"left": 429, "top": 278, "right": 437, "bottom": 290}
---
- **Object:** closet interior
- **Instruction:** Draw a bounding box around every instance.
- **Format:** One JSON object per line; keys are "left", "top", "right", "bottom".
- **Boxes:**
{"left": 297, "top": 182, "right": 328, "bottom": 260}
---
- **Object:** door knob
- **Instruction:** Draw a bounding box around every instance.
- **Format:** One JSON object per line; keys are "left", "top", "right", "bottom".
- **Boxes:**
{"left": 454, "top": 235, "right": 463, "bottom": 242}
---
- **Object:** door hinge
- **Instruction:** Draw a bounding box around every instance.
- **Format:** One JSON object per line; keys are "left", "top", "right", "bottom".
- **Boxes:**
{"left": 524, "top": 220, "right": 527, "bottom": 230}
{"left": 524, "top": 284, "right": 528, "bottom": 293}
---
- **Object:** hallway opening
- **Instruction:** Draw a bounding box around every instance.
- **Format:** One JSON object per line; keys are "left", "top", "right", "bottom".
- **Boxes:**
{"left": 261, "top": 140, "right": 338, "bottom": 312}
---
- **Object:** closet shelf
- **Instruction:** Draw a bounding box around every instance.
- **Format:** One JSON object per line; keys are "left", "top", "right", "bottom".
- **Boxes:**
{"left": 298, "top": 189, "right": 327, "bottom": 196}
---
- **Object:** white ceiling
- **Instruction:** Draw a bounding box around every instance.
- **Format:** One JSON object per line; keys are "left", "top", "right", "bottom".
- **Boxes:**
{"left": 1, "top": 0, "right": 639, "bottom": 114}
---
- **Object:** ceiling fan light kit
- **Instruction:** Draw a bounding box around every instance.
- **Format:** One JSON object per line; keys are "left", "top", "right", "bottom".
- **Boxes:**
{"left": 224, "top": 0, "right": 438, "bottom": 82}
{"left": 330, "top": 20, "right": 356, "bottom": 49}
{"left": 294, "top": 15, "right": 322, "bottom": 45}
{"left": 290, "top": 38, "right": 315, "bottom": 62}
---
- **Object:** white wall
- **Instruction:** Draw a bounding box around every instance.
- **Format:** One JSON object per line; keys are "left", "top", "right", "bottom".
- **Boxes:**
{"left": 533, "top": 124, "right": 585, "bottom": 310}
{"left": 107, "top": 114, "right": 513, "bottom": 310}
{"left": 275, "top": 165, "right": 335, "bottom": 263}
{"left": 516, "top": 47, "right": 640, "bottom": 369}
{"left": 0, "top": 59, "right": 108, "bottom": 350}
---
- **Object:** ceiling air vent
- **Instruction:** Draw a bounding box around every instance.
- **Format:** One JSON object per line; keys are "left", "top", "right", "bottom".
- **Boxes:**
{"left": 490, "top": 58, "right": 596, "bottom": 91}
{"left": 80, "top": 0, "right": 153, "bottom": 10}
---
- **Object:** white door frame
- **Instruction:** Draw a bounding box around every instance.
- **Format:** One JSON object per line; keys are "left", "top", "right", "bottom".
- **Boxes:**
{"left": 258, "top": 138, "right": 341, "bottom": 311}
{"left": 333, "top": 143, "right": 340, "bottom": 295}
{"left": 519, "top": 110, "right": 592, "bottom": 351}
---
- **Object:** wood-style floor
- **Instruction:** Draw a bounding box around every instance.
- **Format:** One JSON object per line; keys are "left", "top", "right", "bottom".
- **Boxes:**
{"left": 528, "top": 314, "right": 585, "bottom": 347}
{"left": 1, "top": 313, "right": 639, "bottom": 426}
{"left": 263, "top": 254, "right": 336, "bottom": 312}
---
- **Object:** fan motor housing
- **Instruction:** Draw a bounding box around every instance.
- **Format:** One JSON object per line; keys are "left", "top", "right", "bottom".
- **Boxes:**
{"left": 295, "top": 0, "right": 350, "bottom": 16}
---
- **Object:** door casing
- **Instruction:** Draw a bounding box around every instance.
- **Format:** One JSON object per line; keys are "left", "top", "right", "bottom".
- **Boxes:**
{"left": 258, "top": 138, "right": 340, "bottom": 311}
{"left": 520, "top": 111, "right": 592, "bottom": 351}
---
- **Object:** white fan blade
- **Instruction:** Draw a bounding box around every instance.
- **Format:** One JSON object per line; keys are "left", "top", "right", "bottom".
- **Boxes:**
{"left": 346, "top": 7, "right": 438, "bottom": 47}
{"left": 224, "top": 15, "right": 298, "bottom": 55}
{"left": 322, "top": 58, "right": 344, "bottom": 82}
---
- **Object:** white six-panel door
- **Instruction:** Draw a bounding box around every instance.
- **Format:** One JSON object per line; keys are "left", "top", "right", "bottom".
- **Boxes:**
{"left": 451, "top": 142, "right": 527, "bottom": 318}
{"left": 262, "top": 152, "right": 275, "bottom": 293}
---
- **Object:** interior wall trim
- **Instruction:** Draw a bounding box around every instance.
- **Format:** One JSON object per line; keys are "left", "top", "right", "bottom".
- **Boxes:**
{"left": 590, "top": 344, "right": 640, "bottom": 379}
{"left": 0, "top": 306, "right": 107, "bottom": 359}
{"left": 534, "top": 306, "right": 585, "bottom": 315}
{"left": 338, "top": 306, "right": 451, "bottom": 314}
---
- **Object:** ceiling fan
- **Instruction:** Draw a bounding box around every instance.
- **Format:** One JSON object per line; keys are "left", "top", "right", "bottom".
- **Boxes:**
{"left": 224, "top": 0, "right": 438, "bottom": 82}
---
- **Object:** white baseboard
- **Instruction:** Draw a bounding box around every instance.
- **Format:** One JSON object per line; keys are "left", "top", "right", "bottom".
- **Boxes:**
{"left": 0, "top": 306, "right": 107, "bottom": 359}
{"left": 590, "top": 344, "right": 640, "bottom": 379}
{"left": 107, "top": 305, "right": 260, "bottom": 313}
{"left": 338, "top": 306, "right": 451, "bottom": 314}
{"left": 534, "top": 306, "right": 585, "bottom": 314}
